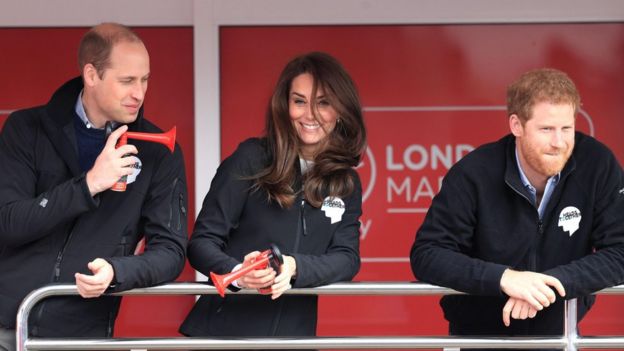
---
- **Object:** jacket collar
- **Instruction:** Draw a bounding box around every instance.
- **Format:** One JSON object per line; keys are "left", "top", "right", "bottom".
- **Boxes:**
{"left": 42, "top": 77, "right": 144, "bottom": 176}
{"left": 504, "top": 133, "right": 577, "bottom": 198}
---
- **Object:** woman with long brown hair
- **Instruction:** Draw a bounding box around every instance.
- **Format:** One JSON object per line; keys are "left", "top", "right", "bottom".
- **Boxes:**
{"left": 180, "top": 52, "right": 366, "bottom": 338}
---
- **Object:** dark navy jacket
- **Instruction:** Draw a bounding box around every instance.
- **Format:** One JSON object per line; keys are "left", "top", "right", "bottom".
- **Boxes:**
{"left": 411, "top": 133, "right": 624, "bottom": 335}
{"left": 0, "top": 77, "right": 188, "bottom": 336}
{"left": 180, "top": 138, "right": 361, "bottom": 337}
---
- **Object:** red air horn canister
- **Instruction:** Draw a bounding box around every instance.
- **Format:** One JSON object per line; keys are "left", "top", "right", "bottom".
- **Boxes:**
{"left": 111, "top": 126, "right": 176, "bottom": 192}
{"left": 210, "top": 244, "right": 283, "bottom": 298}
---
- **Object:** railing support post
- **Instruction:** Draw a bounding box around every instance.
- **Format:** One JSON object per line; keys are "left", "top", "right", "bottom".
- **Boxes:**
{"left": 564, "top": 298, "right": 578, "bottom": 351}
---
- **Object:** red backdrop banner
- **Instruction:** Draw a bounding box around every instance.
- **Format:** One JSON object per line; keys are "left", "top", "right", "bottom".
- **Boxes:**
{"left": 220, "top": 24, "right": 624, "bottom": 337}
{"left": 0, "top": 27, "right": 195, "bottom": 336}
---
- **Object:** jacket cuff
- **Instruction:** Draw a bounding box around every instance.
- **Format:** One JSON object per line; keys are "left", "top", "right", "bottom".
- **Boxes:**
{"left": 289, "top": 253, "right": 306, "bottom": 288}
{"left": 77, "top": 172, "right": 100, "bottom": 209}
{"left": 484, "top": 263, "right": 509, "bottom": 296}
{"left": 105, "top": 258, "right": 124, "bottom": 292}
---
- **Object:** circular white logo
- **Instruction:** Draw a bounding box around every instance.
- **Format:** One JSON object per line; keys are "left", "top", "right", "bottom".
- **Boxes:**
{"left": 126, "top": 156, "right": 142, "bottom": 184}
{"left": 558, "top": 206, "right": 581, "bottom": 236}
{"left": 321, "top": 196, "right": 345, "bottom": 224}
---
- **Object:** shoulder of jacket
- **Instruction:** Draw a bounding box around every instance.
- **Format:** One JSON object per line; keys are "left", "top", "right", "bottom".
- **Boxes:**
{"left": 573, "top": 132, "right": 614, "bottom": 161}
{"left": 219, "top": 137, "right": 269, "bottom": 173}
{"left": 3, "top": 107, "right": 46, "bottom": 135}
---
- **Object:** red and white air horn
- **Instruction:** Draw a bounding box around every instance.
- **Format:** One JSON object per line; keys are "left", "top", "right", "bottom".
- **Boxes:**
{"left": 210, "top": 244, "right": 283, "bottom": 297}
{"left": 110, "top": 125, "right": 177, "bottom": 191}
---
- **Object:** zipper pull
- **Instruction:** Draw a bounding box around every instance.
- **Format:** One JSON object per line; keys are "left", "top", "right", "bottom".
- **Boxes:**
{"left": 301, "top": 200, "right": 308, "bottom": 236}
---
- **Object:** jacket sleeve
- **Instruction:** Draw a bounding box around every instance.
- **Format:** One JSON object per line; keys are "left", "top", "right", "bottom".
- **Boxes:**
{"left": 291, "top": 172, "right": 362, "bottom": 288}
{"left": 105, "top": 144, "right": 188, "bottom": 291}
{"left": 410, "top": 166, "right": 508, "bottom": 296}
{"left": 544, "top": 148, "right": 624, "bottom": 298}
{"left": 186, "top": 140, "right": 260, "bottom": 276}
{"left": 0, "top": 112, "right": 98, "bottom": 247}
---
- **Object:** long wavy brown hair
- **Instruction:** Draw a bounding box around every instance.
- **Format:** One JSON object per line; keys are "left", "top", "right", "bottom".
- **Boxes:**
{"left": 252, "top": 52, "right": 366, "bottom": 208}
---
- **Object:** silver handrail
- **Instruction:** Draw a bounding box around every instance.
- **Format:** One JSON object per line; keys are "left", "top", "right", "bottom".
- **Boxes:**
{"left": 15, "top": 282, "right": 624, "bottom": 350}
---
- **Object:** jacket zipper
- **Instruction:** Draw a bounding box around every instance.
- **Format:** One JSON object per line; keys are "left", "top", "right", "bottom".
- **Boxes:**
{"left": 33, "top": 228, "right": 76, "bottom": 333}
{"left": 505, "top": 180, "right": 541, "bottom": 271}
{"left": 53, "top": 229, "right": 76, "bottom": 282}
{"left": 178, "top": 192, "right": 186, "bottom": 231}
{"left": 293, "top": 200, "right": 305, "bottom": 253}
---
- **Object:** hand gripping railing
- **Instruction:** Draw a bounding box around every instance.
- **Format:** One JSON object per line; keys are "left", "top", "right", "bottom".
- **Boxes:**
{"left": 15, "top": 282, "right": 624, "bottom": 350}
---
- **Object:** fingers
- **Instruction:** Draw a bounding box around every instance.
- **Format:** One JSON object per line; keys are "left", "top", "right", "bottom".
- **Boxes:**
{"left": 544, "top": 276, "right": 567, "bottom": 297}
{"left": 270, "top": 255, "right": 296, "bottom": 300}
{"left": 86, "top": 124, "right": 140, "bottom": 195}
{"left": 503, "top": 297, "right": 541, "bottom": 327}
{"left": 519, "top": 292, "right": 544, "bottom": 311}
{"left": 270, "top": 272, "right": 292, "bottom": 300}
{"left": 75, "top": 272, "right": 109, "bottom": 298}
{"left": 75, "top": 259, "right": 115, "bottom": 298}
{"left": 528, "top": 306, "right": 538, "bottom": 319}
{"left": 104, "top": 125, "right": 128, "bottom": 150}
{"left": 502, "top": 298, "right": 515, "bottom": 327}
{"left": 500, "top": 269, "right": 566, "bottom": 310}
{"left": 236, "top": 267, "right": 276, "bottom": 289}
{"left": 115, "top": 144, "right": 139, "bottom": 159}
{"left": 242, "top": 251, "right": 261, "bottom": 267}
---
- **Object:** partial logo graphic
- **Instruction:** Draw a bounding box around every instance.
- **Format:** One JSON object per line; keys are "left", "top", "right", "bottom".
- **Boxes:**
{"left": 321, "top": 196, "right": 345, "bottom": 224}
{"left": 558, "top": 206, "right": 581, "bottom": 236}
{"left": 126, "top": 156, "right": 142, "bottom": 184}
{"left": 355, "top": 147, "right": 376, "bottom": 203}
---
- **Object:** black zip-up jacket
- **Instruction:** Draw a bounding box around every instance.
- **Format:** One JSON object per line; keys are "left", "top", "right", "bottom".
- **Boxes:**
{"left": 0, "top": 77, "right": 188, "bottom": 337}
{"left": 180, "top": 138, "right": 361, "bottom": 337}
{"left": 410, "top": 133, "right": 624, "bottom": 336}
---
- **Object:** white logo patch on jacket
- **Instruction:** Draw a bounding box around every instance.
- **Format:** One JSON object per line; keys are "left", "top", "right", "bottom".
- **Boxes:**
{"left": 558, "top": 206, "right": 581, "bottom": 236}
{"left": 126, "top": 156, "right": 142, "bottom": 184}
{"left": 321, "top": 196, "right": 345, "bottom": 224}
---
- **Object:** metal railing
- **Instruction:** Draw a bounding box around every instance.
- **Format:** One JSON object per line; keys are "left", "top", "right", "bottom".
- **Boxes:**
{"left": 15, "top": 282, "right": 624, "bottom": 350}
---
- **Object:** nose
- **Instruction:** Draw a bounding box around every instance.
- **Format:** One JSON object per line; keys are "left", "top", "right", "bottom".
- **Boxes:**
{"left": 131, "top": 81, "right": 145, "bottom": 101}
{"left": 551, "top": 130, "right": 565, "bottom": 149}
{"left": 303, "top": 103, "right": 317, "bottom": 121}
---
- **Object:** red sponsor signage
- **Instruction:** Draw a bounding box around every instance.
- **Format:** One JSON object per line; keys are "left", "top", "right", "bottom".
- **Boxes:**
{"left": 220, "top": 24, "right": 624, "bottom": 336}
{"left": 0, "top": 27, "right": 195, "bottom": 337}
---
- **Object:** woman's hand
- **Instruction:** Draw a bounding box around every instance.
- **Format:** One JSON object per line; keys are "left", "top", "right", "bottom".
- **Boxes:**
{"left": 270, "top": 255, "right": 297, "bottom": 300}
{"left": 235, "top": 251, "right": 276, "bottom": 290}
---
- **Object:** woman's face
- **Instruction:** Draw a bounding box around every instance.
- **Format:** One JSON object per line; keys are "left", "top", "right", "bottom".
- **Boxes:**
{"left": 289, "top": 73, "right": 338, "bottom": 159}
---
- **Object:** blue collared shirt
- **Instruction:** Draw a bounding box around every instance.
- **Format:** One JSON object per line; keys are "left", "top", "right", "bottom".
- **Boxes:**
{"left": 75, "top": 91, "right": 118, "bottom": 130}
{"left": 515, "top": 148, "right": 560, "bottom": 219}
{"left": 75, "top": 90, "right": 99, "bottom": 129}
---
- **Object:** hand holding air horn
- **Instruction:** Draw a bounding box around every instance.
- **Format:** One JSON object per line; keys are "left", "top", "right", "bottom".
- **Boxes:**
{"left": 105, "top": 124, "right": 176, "bottom": 192}
{"left": 210, "top": 244, "right": 283, "bottom": 297}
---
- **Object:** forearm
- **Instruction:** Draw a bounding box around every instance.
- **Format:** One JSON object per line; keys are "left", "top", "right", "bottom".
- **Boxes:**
{"left": 411, "top": 243, "right": 508, "bottom": 296}
{"left": 291, "top": 249, "right": 360, "bottom": 287}
{"left": 544, "top": 246, "right": 624, "bottom": 298}
{"left": 0, "top": 174, "right": 96, "bottom": 246}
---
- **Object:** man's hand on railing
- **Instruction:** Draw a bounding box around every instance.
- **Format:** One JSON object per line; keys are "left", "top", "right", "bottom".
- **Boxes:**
{"left": 74, "top": 258, "right": 115, "bottom": 298}
{"left": 502, "top": 297, "right": 539, "bottom": 326}
{"left": 500, "top": 269, "right": 566, "bottom": 310}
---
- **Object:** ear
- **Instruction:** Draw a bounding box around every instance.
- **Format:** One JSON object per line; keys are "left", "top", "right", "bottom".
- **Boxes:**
{"left": 82, "top": 63, "right": 99, "bottom": 87}
{"left": 509, "top": 114, "right": 523, "bottom": 137}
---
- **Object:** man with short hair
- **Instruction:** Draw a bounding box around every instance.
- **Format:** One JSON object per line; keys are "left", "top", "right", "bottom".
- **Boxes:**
{"left": 0, "top": 23, "right": 188, "bottom": 349}
{"left": 410, "top": 68, "right": 624, "bottom": 341}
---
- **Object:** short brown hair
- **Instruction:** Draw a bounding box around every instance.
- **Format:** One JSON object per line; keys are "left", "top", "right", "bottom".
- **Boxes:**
{"left": 78, "top": 23, "right": 143, "bottom": 78}
{"left": 507, "top": 68, "right": 581, "bottom": 123}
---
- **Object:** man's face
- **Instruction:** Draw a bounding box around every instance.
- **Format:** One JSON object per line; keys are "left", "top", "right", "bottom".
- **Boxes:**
{"left": 511, "top": 101, "right": 575, "bottom": 181}
{"left": 90, "top": 41, "right": 150, "bottom": 125}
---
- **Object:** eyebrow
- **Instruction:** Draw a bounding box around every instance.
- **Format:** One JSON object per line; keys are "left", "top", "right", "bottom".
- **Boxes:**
{"left": 291, "top": 92, "right": 327, "bottom": 99}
